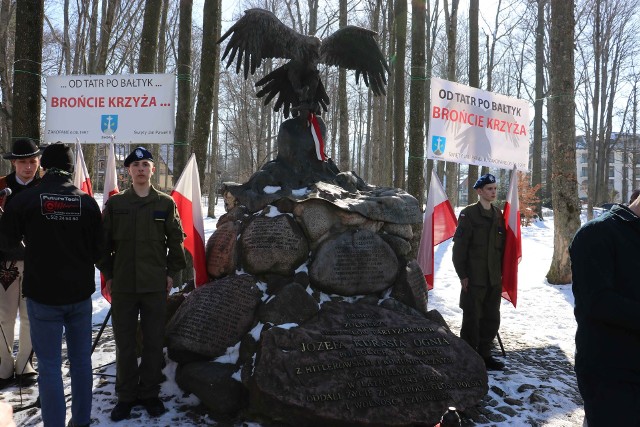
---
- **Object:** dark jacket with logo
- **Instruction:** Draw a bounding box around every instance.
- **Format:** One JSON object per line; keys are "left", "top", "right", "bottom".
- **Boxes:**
{"left": 98, "top": 186, "right": 186, "bottom": 294}
{"left": 452, "top": 201, "right": 505, "bottom": 287}
{"left": 570, "top": 204, "right": 640, "bottom": 383}
{"left": 0, "top": 172, "right": 41, "bottom": 261}
{"left": 0, "top": 172, "right": 102, "bottom": 305}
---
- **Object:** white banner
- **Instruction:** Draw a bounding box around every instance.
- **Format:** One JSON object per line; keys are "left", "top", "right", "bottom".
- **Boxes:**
{"left": 427, "top": 77, "right": 530, "bottom": 171}
{"left": 44, "top": 74, "right": 176, "bottom": 144}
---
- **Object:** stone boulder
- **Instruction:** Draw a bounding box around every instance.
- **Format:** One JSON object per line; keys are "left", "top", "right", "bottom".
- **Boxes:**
{"left": 309, "top": 230, "right": 399, "bottom": 296}
{"left": 249, "top": 301, "right": 487, "bottom": 427}
{"left": 166, "top": 275, "right": 262, "bottom": 363}
{"left": 239, "top": 215, "right": 309, "bottom": 276}
{"left": 205, "top": 221, "right": 240, "bottom": 278}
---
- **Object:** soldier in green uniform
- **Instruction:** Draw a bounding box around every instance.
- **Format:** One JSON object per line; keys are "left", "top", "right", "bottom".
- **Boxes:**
{"left": 452, "top": 173, "right": 506, "bottom": 371}
{"left": 98, "top": 147, "right": 186, "bottom": 421}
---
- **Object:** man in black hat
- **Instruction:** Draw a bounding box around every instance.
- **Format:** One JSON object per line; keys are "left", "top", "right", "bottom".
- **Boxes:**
{"left": 452, "top": 173, "right": 506, "bottom": 371}
{"left": 98, "top": 146, "right": 185, "bottom": 422}
{"left": 0, "top": 138, "right": 42, "bottom": 388}
{"left": 0, "top": 142, "right": 102, "bottom": 427}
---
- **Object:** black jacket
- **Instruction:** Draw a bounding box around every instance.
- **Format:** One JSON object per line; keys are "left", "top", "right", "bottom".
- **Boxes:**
{"left": 0, "top": 171, "right": 41, "bottom": 260}
{"left": 0, "top": 171, "right": 102, "bottom": 305}
{"left": 570, "top": 204, "right": 640, "bottom": 383}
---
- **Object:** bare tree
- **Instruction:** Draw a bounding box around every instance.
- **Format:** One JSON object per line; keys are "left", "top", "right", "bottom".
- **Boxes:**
{"left": 443, "top": 0, "right": 459, "bottom": 203}
{"left": 532, "top": 0, "right": 546, "bottom": 217}
{"left": 546, "top": 0, "right": 580, "bottom": 284}
{"left": 467, "top": 0, "right": 479, "bottom": 202}
{"left": 0, "top": 0, "right": 15, "bottom": 159}
{"left": 408, "top": 0, "right": 425, "bottom": 207}
{"left": 338, "top": 0, "right": 349, "bottom": 170}
{"left": 392, "top": 0, "right": 407, "bottom": 189}
{"left": 192, "top": 0, "right": 219, "bottom": 186}
{"left": 174, "top": 0, "right": 192, "bottom": 179}
{"left": 12, "top": 0, "right": 43, "bottom": 143}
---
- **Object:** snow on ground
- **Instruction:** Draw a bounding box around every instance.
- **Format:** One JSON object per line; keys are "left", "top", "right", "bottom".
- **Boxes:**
{"left": 5, "top": 198, "right": 586, "bottom": 426}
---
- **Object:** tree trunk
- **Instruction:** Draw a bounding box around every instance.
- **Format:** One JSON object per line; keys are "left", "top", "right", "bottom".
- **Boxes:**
{"left": 0, "top": 0, "right": 15, "bottom": 157}
{"left": 382, "top": 2, "right": 395, "bottom": 187}
{"left": 532, "top": 0, "right": 545, "bottom": 217}
{"left": 444, "top": 0, "right": 459, "bottom": 204}
{"left": 546, "top": 0, "right": 580, "bottom": 284}
{"left": 467, "top": 0, "right": 479, "bottom": 204}
{"left": 392, "top": 0, "right": 407, "bottom": 189}
{"left": 193, "top": 0, "right": 219, "bottom": 191}
{"left": 174, "top": 0, "right": 193, "bottom": 180}
{"left": 408, "top": 0, "right": 425, "bottom": 208}
{"left": 13, "top": 0, "right": 43, "bottom": 142}
{"left": 338, "top": 0, "right": 349, "bottom": 171}
{"left": 138, "top": 0, "right": 161, "bottom": 73}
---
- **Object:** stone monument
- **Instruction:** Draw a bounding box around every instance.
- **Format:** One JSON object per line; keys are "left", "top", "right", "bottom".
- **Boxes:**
{"left": 166, "top": 8, "right": 488, "bottom": 427}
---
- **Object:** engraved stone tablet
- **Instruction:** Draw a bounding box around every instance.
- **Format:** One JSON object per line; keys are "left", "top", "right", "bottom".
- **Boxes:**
{"left": 309, "top": 230, "right": 398, "bottom": 296}
{"left": 240, "top": 215, "right": 309, "bottom": 276}
{"left": 206, "top": 221, "right": 240, "bottom": 278}
{"left": 166, "top": 275, "right": 261, "bottom": 361}
{"left": 250, "top": 301, "right": 487, "bottom": 427}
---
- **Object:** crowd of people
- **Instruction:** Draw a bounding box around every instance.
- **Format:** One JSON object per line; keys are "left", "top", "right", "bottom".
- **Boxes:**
{"left": 0, "top": 140, "right": 185, "bottom": 427}
{"left": 0, "top": 139, "right": 637, "bottom": 427}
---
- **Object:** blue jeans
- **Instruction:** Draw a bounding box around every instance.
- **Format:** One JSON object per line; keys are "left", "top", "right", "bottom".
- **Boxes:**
{"left": 27, "top": 298, "right": 93, "bottom": 427}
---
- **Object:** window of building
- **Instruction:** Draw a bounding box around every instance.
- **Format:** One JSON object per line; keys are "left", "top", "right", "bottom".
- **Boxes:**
{"left": 609, "top": 166, "right": 615, "bottom": 178}
{"left": 580, "top": 153, "right": 588, "bottom": 163}
{"left": 581, "top": 166, "right": 588, "bottom": 177}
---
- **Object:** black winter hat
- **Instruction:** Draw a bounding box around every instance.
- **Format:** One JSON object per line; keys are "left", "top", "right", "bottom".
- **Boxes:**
{"left": 473, "top": 173, "right": 496, "bottom": 189}
{"left": 124, "top": 146, "right": 153, "bottom": 167}
{"left": 3, "top": 138, "right": 42, "bottom": 159}
{"left": 41, "top": 143, "right": 74, "bottom": 173}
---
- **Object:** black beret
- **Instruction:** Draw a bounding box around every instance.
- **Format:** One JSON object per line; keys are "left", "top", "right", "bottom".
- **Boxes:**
{"left": 124, "top": 146, "right": 153, "bottom": 167}
{"left": 473, "top": 173, "right": 496, "bottom": 189}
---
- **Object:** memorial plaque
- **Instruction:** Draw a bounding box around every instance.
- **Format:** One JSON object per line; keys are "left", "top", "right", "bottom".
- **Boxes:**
{"left": 240, "top": 215, "right": 309, "bottom": 276}
{"left": 251, "top": 301, "right": 487, "bottom": 427}
{"left": 206, "top": 221, "right": 240, "bottom": 278}
{"left": 166, "top": 275, "right": 262, "bottom": 360}
{"left": 309, "top": 230, "right": 398, "bottom": 296}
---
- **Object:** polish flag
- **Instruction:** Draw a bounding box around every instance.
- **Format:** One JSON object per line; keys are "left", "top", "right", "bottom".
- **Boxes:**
{"left": 417, "top": 170, "right": 458, "bottom": 290}
{"left": 101, "top": 141, "right": 120, "bottom": 302}
{"left": 73, "top": 140, "right": 93, "bottom": 196}
{"left": 501, "top": 166, "right": 522, "bottom": 307}
{"left": 171, "top": 154, "right": 207, "bottom": 287}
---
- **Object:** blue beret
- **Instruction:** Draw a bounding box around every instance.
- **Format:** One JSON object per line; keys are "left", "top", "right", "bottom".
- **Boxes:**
{"left": 124, "top": 146, "right": 153, "bottom": 167}
{"left": 473, "top": 173, "right": 496, "bottom": 189}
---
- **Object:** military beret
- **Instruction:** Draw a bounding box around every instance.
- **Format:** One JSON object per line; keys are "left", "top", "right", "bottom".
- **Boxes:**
{"left": 124, "top": 146, "right": 153, "bottom": 167}
{"left": 473, "top": 173, "right": 496, "bottom": 189}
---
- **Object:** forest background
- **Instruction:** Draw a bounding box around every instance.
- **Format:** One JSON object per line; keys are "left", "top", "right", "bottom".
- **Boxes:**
{"left": 0, "top": 0, "right": 629, "bottom": 283}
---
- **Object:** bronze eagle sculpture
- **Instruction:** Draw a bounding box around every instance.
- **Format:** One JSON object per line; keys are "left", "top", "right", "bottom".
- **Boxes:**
{"left": 218, "top": 8, "right": 389, "bottom": 118}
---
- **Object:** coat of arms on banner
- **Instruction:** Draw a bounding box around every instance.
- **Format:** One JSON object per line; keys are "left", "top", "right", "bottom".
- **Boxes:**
{"left": 101, "top": 114, "right": 118, "bottom": 135}
{"left": 432, "top": 135, "right": 446, "bottom": 156}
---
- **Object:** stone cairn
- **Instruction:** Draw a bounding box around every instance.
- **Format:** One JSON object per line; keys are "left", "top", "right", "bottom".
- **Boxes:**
{"left": 166, "top": 115, "right": 488, "bottom": 426}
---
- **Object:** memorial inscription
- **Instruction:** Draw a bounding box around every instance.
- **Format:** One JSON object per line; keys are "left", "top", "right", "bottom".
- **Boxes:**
{"left": 251, "top": 302, "right": 487, "bottom": 427}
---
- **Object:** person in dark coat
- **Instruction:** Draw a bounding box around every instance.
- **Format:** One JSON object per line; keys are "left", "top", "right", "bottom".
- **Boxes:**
{"left": 0, "top": 138, "right": 42, "bottom": 388}
{"left": 98, "top": 146, "right": 186, "bottom": 422}
{"left": 570, "top": 194, "right": 640, "bottom": 426}
{"left": 452, "top": 173, "right": 506, "bottom": 371}
{"left": 0, "top": 143, "right": 102, "bottom": 427}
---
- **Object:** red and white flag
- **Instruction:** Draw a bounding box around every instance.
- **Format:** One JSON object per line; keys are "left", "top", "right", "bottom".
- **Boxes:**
{"left": 73, "top": 140, "right": 93, "bottom": 196}
{"left": 501, "top": 165, "right": 522, "bottom": 307}
{"left": 102, "top": 141, "right": 119, "bottom": 209}
{"left": 101, "top": 141, "right": 120, "bottom": 302}
{"left": 417, "top": 170, "right": 458, "bottom": 290}
{"left": 171, "top": 154, "right": 207, "bottom": 287}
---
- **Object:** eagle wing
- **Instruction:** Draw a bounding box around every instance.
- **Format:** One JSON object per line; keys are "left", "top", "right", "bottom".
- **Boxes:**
{"left": 319, "top": 26, "right": 389, "bottom": 96}
{"left": 218, "top": 9, "right": 303, "bottom": 78}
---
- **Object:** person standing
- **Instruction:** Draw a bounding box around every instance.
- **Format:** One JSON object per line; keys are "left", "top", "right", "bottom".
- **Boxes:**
{"left": 452, "top": 173, "right": 506, "bottom": 371}
{"left": 0, "top": 138, "right": 42, "bottom": 389}
{"left": 0, "top": 143, "right": 102, "bottom": 427}
{"left": 570, "top": 193, "right": 640, "bottom": 426}
{"left": 98, "top": 146, "right": 185, "bottom": 422}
